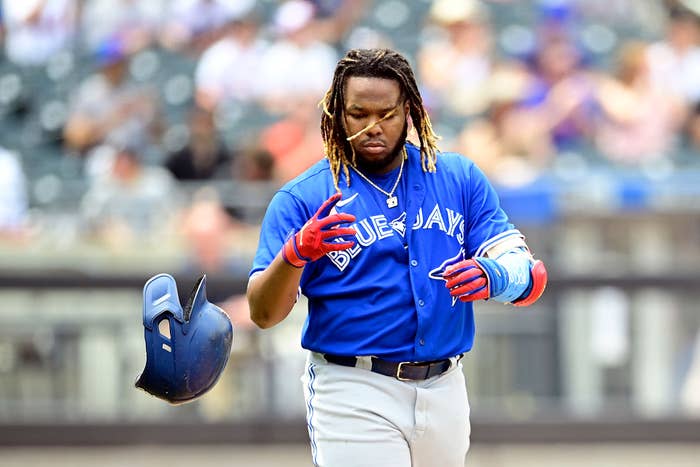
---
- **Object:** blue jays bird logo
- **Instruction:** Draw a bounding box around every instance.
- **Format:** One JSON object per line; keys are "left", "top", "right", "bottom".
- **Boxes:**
{"left": 429, "top": 248, "right": 466, "bottom": 306}
{"left": 389, "top": 212, "right": 407, "bottom": 237}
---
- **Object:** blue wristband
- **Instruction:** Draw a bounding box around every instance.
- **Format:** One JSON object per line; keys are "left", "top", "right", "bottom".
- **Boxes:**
{"left": 474, "top": 250, "right": 531, "bottom": 303}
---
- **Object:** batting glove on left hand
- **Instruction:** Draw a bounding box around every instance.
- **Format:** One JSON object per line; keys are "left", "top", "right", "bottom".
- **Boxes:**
{"left": 443, "top": 257, "right": 508, "bottom": 302}
{"left": 282, "top": 193, "right": 357, "bottom": 268}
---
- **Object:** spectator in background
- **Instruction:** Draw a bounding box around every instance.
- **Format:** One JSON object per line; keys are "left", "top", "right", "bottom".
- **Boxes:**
{"left": 0, "top": 3, "right": 6, "bottom": 47}
{"left": 62, "top": 35, "right": 162, "bottom": 156}
{"left": 159, "top": 0, "right": 256, "bottom": 53}
{"left": 0, "top": 146, "right": 29, "bottom": 239}
{"left": 514, "top": 3, "right": 600, "bottom": 153}
{"left": 647, "top": 5, "right": 700, "bottom": 107}
{"left": 455, "top": 62, "right": 546, "bottom": 186}
{"left": 2, "top": 0, "right": 77, "bottom": 66}
{"left": 78, "top": 0, "right": 163, "bottom": 54}
{"left": 193, "top": 11, "right": 267, "bottom": 112}
{"left": 684, "top": 101, "right": 700, "bottom": 152}
{"left": 232, "top": 145, "right": 275, "bottom": 182}
{"left": 256, "top": 0, "right": 339, "bottom": 115}
{"left": 178, "top": 187, "right": 245, "bottom": 275}
{"left": 304, "top": 0, "right": 370, "bottom": 47}
{"left": 80, "top": 138, "right": 179, "bottom": 246}
{"left": 179, "top": 187, "right": 263, "bottom": 344}
{"left": 417, "top": 0, "right": 494, "bottom": 118}
{"left": 165, "top": 106, "right": 231, "bottom": 180}
{"left": 594, "top": 40, "right": 686, "bottom": 164}
{"left": 259, "top": 99, "right": 325, "bottom": 182}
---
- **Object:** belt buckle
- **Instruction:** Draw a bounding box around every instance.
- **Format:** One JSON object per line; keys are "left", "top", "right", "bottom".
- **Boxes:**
{"left": 396, "top": 361, "right": 412, "bottom": 381}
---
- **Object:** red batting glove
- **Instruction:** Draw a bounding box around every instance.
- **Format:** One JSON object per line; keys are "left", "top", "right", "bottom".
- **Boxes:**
{"left": 443, "top": 259, "right": 489, "bottom": 302}
{"left": 282, "top": 193, "right": 357, "bottom": 268}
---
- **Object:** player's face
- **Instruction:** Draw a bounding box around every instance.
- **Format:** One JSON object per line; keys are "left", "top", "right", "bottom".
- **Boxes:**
{"left": 343, "top": 76, "right": 409, "bottom": 174}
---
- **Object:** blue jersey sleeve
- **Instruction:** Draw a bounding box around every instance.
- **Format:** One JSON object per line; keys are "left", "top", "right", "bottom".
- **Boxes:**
{"left": 464, "top": 163, "right": 518, "bottom": 258}
{"left": 250, "top": 190, "right": 309, "bottom": 276}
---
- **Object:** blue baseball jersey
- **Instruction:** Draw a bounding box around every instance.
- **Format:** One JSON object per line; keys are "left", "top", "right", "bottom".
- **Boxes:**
{"left": 250, "top": 142, "right": 521, "bottom": 362}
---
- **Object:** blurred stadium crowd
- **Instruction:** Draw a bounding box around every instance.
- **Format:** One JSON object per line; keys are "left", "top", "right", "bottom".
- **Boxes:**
{"left": 1, "top": 0, "right": 700, "bottom": 266}
{"left": 2, "top": 0, "right": 700, "bottom": 430}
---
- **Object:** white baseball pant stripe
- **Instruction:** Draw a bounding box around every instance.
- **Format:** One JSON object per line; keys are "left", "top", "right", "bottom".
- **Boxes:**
{"left": 301, "top": 351, "right": 471, "bottom": 467}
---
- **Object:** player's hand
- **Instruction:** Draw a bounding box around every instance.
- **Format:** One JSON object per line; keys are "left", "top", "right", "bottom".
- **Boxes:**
{"left": 282, "top": 193, "right": 357, "bottom": 268}
{"left": 443, "top": 257, "right": 507, "bottom": 302}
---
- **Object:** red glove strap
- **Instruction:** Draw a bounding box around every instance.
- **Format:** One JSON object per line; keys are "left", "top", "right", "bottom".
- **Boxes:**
{"left": 513, "top": 260, "right": 547, "bottom": 307}
{"left": 282, "top": 238, "right": 308, "bottom": 268}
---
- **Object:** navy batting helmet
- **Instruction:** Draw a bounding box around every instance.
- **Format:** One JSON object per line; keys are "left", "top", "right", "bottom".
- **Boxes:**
{"left": 135, "top": 273, "right": 233, "bottom": 404}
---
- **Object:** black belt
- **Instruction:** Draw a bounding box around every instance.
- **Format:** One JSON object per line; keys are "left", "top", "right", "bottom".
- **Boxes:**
{"left": 323, "top": 353, "right": 455, "bottom": 381}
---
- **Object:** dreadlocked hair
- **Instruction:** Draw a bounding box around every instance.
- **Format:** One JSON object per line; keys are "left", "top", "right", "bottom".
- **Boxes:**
{"left": 319, "top": 48, "right": 440, "bottom": 191}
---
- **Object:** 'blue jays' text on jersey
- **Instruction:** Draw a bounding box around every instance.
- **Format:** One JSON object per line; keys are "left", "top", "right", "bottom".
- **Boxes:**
{"left": 250, "top": 142, "right": 521, "bottom": 362}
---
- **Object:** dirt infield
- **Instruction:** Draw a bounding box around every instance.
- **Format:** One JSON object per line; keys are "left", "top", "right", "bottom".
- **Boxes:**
{"left": 2, "top": 443, "right": 699, "bottom": 467}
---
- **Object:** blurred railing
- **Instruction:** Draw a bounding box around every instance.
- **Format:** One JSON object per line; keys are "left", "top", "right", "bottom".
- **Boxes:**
{"left": 1, "top": 269, "right": 700, "bottom": 445}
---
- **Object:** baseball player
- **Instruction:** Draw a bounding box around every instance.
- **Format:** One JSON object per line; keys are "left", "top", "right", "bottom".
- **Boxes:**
{"left": 247, "top": 48, "right": 547, "bottom": 467}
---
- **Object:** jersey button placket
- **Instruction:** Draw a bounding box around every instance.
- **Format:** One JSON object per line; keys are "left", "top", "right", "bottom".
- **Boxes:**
{"left": 410, "top": 259, "right": 418, "bottom": 267}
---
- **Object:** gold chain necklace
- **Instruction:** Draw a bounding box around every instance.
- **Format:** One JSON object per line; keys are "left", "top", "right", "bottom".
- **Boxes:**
{"left": 349, "top": 149, "right": 405, "bottom": 208}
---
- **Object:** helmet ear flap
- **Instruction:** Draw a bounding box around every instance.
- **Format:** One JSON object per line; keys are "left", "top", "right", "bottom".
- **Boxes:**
{"left": 136, "top": 274, "right": 233, "bottom": 404}
{"left": 142, "top": 273, "right": 185, "bottom": 328}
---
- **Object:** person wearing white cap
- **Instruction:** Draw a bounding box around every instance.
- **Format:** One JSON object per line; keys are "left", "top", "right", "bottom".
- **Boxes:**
{"left": 255, "top": 0, "right": 339, "bottom": 114}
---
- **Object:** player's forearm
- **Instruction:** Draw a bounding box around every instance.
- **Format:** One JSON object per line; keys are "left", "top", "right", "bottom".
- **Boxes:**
{"left": 484, "top": 248, "right": 548, "bottom": 306}
{"left": 445, "top": 241, "right": 547, "bottom": 305}
{"left": 246, "top": 254, "right": 304, "bottom": 329}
